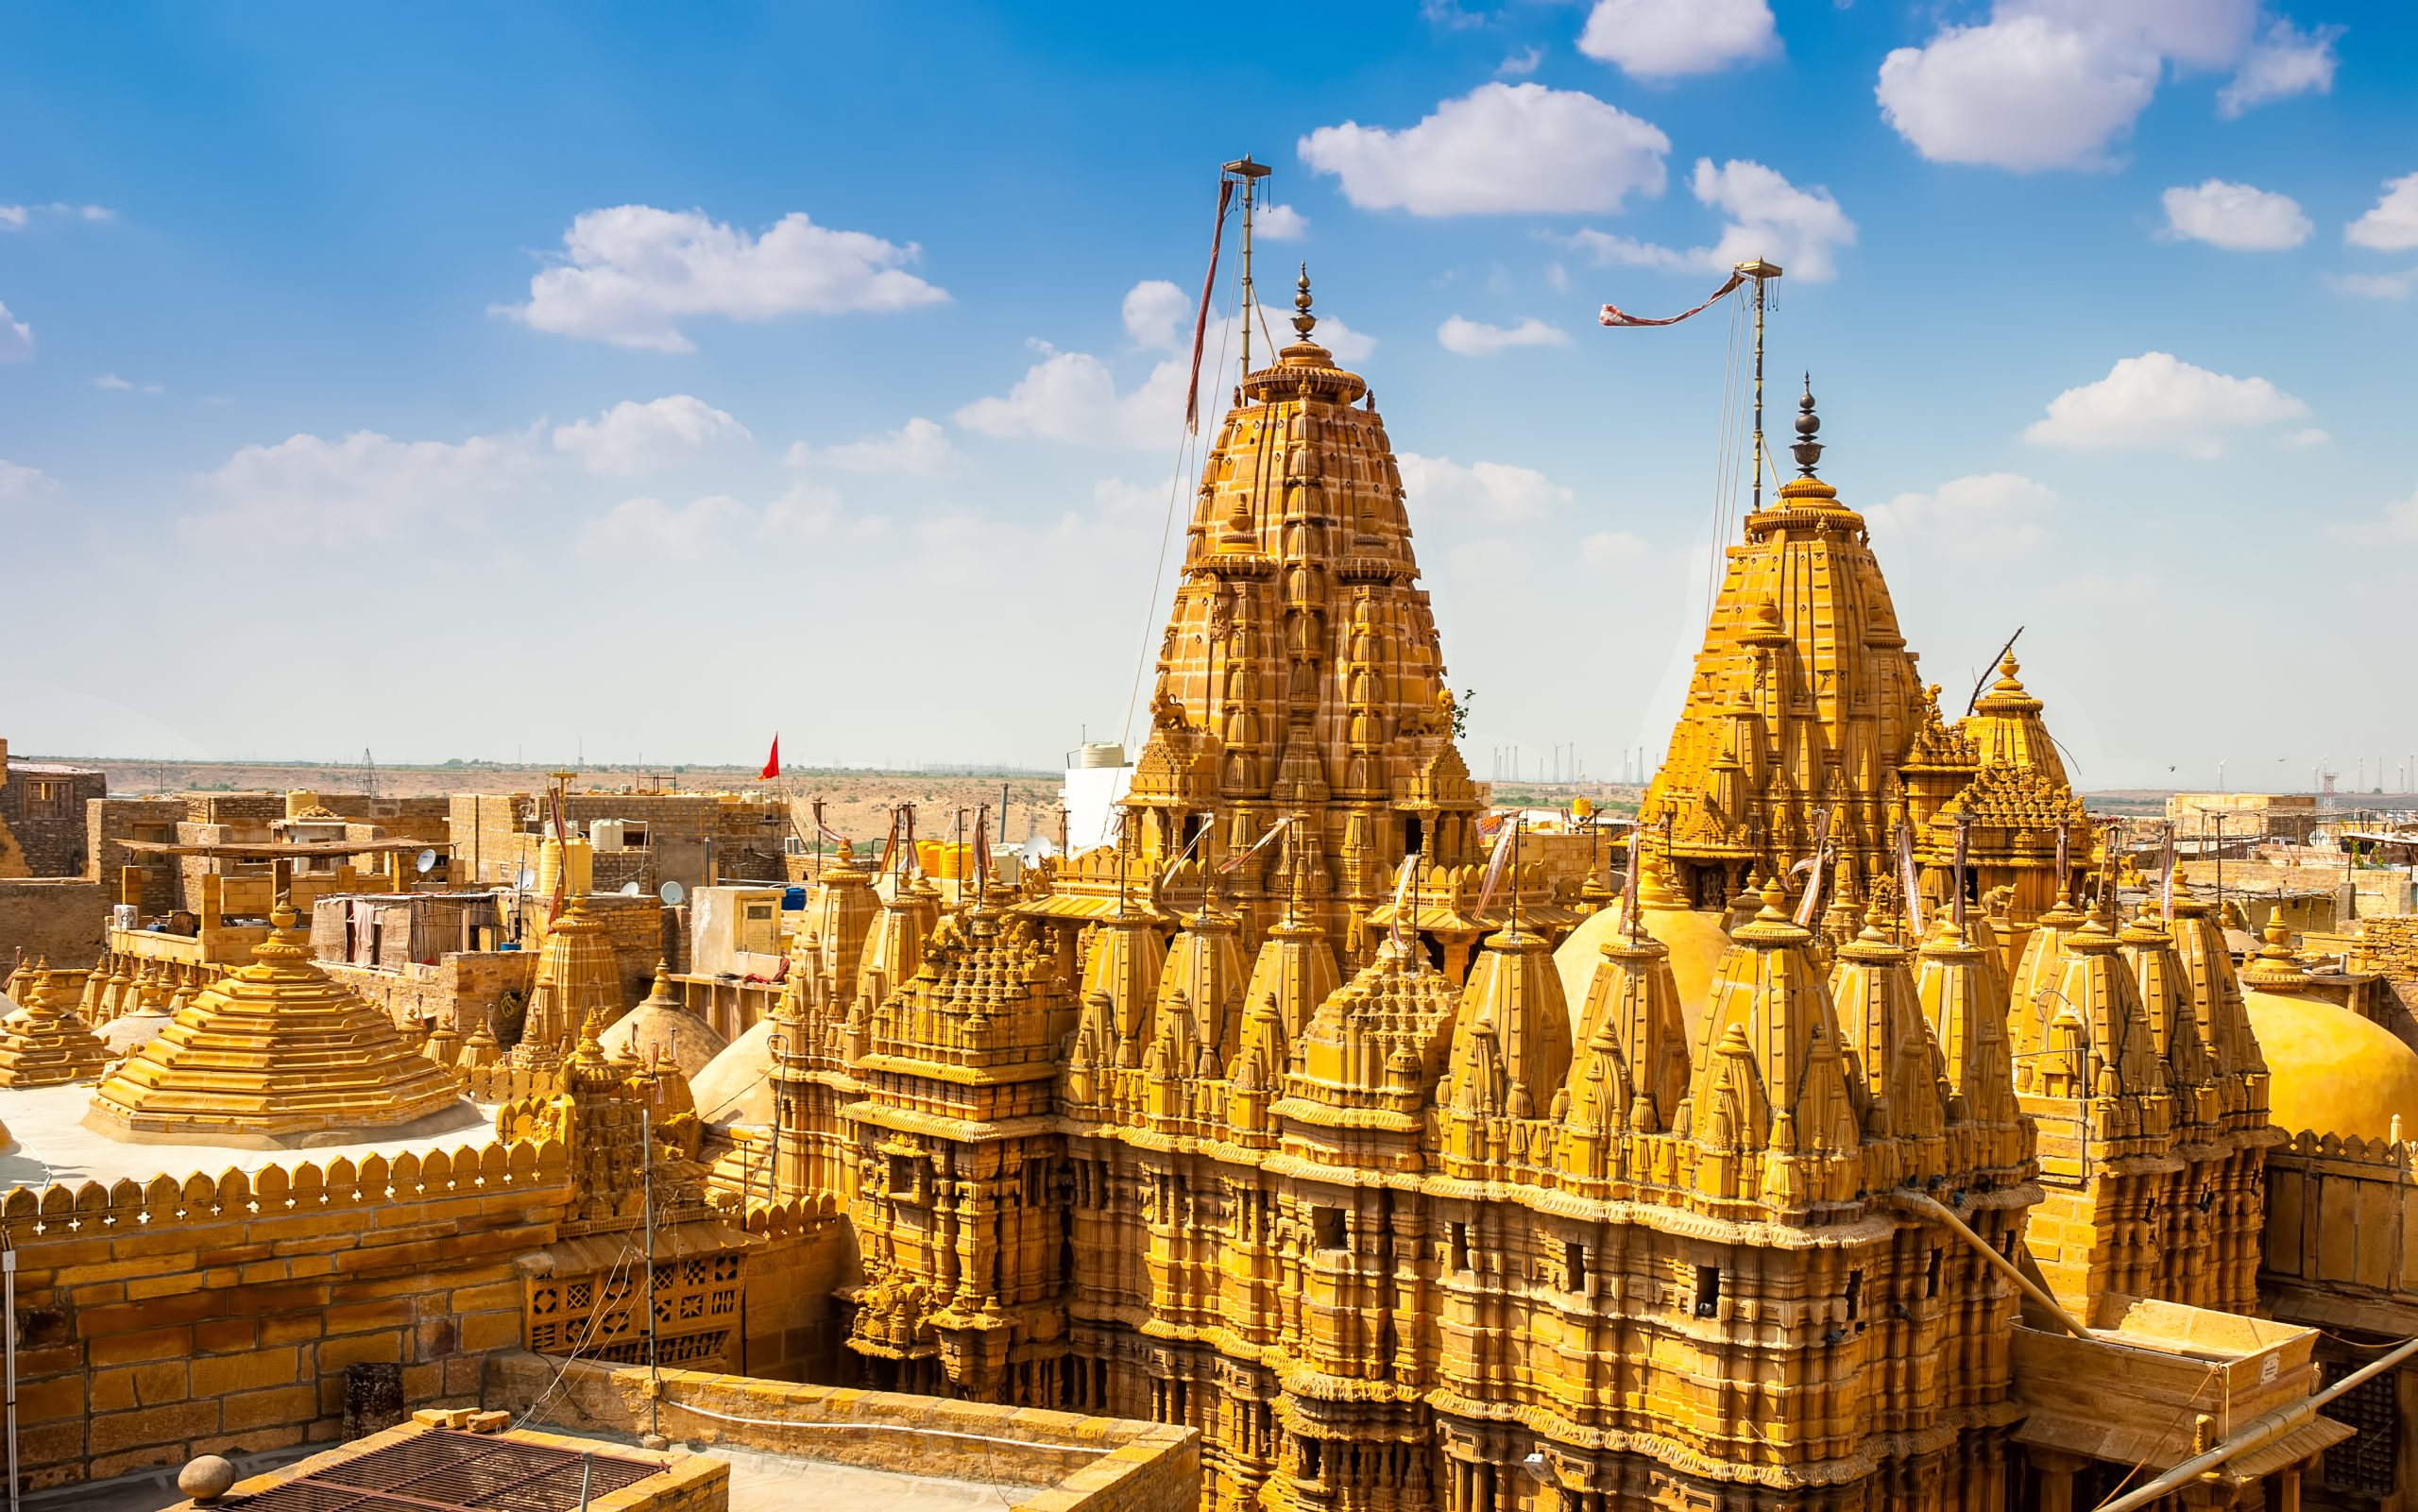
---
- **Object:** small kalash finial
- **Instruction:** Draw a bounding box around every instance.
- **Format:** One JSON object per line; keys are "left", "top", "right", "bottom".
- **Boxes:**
{"left": 1292, "top": 263, "right": 1316, "bottom": 340}
{"left": 1792, "top": 373, "right": 1823, "bottom": 478}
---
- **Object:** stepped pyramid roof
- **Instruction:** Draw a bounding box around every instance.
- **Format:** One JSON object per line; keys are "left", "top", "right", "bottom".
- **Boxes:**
{"left": 0, "top": 968, "right": 110, "bottom": 1088}
{"left": 85, "top": 906, "right": 476, "bottom": 1147}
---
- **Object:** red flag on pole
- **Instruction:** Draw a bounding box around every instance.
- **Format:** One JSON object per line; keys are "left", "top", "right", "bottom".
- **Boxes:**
{"left": 761, "top": 736, "right": 780, "bottom": 781}
{"left": 1599, "top": 271, "right": 1745, "bottom": 329}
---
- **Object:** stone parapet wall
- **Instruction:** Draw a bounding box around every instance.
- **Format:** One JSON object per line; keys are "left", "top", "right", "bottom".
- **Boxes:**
{"left": 0, "top": 1138, "right": 572, "bottom": 1489}
{"left": 483, "top": 1354, "right": 1200, "bottom": 1512}
{"left": 728, "top": 1195, "right": 856, "bottom": 1381}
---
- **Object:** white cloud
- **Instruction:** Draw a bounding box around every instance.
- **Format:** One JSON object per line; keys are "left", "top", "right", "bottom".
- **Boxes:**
{"left": 2347, "top": 174, "right": 2418, "bottom": 253}
{"left": 1876, "top": 1, "right": 2322, "bottom": 171}
{"left": 2327, "top": 485, "right": 2418, "bottom": 545}
{"left": 1868, "top": 472, "right": 2059, "bottom": 554}
{"left": 1580, "top": 531, "right": 1647, "bottom": 568}
{"left": 1313, "top": 315, "right": 1377, "bottom": 364}
{"left": 1437, "top": 315, "right": 1570, "bottom": 356}
{"left": 550, "top": 395, "right": 750, "bottom": 474}
{"left": 577, "top": 494, "right": 751, "bottom": 558}
{"left": 1122, "top": 280, "right": 1191, "bottom": 350}
{"left": 2218, "top": 20, "right": 2341, "bottom": 117}
{"left": 1396, "top": 453, "right": 1571, "bottom": 521}
{"left": 955, "top": 347, "right": 1186, "bottom": 450}
{"left": 1255, "top": 204, "right": 1309, "bottom": 240}
{"left": 1497, "top": 46, "right": 1542, "bottom": 79}
{"left": 0, "top": 203, "right": 111, "bottom": 229}
{"left": 500, "top": 205, "right": 947, "bottom": 352}
{"left": 1877, "top": 14, "right": 2158, "bottom": 172}
{"left": 95, "top": 374, "right": 131, "bottom": 390}
{"left": 2328, "top": 268, "right": 2418, "bottom": 299}
{"left": 2159, "top": 179, "right": 2310, "bottom": 250}
{"left": 1579, "top": 0, "right": 1778, "bottom": 79}
{"left": 194, "top": 428, "right": 542, "bottom": 545}
{"left": 1560, "top": 158, "right": 1854, "bottom": 281}
{"left": 2022, "top": 352, "right": 2308, "bottom": 457}
{"left": 1091, "top": 475, "right": 1182, "bottom": 519}
{"left": 1298, "top": 83, "right": 1668, "bottom": 217}
{"left": 959, "top": 279, "right": 1375, "bottom": 450}
{"left": 793, "top": 416, "right": 962, "bottom": 476}
{"left": 0, "top": 302, "right": 31, "bottom": 362}
{"left": 1866, "top": 1, "right": 2321, "bottom": 171}
{"left": 2280, "top": 426, "right": 2329, "bottom": 448}
{"left": 0, "top": 461, "right": 56, "bottom": 502}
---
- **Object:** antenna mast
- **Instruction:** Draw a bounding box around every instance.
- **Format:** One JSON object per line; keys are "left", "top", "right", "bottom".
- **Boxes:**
{"left": 1224, "top": 156, "right": 1273, "bottom": 377}
{"left": 1735, "top": 259, "right": 1782, "bottom": 512}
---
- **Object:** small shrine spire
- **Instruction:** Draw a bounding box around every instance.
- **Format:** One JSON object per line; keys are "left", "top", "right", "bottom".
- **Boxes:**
{"left": 1292, "top": 263, "right": 1316, "bottom": 342}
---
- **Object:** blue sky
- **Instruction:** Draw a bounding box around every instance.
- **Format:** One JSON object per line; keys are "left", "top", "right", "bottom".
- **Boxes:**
{"left": 2, "top": 1, "right": 2412, "bottom": 792}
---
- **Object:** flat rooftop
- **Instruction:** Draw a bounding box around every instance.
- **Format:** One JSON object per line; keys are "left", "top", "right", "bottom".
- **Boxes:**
{"left": 72, "top": 1423, "right": 1032, "bottom": 1512}
{"left": 552, "top": 1428, "right": 1028, "bottom": 1512}
{"left": 0, "top": 1082, "right": 493, "bottom": 1191}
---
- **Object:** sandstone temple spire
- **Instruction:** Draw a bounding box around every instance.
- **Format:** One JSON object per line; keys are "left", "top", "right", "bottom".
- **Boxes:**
{"left": 1033, "top": 253, "right": 1509, "bottom": 965}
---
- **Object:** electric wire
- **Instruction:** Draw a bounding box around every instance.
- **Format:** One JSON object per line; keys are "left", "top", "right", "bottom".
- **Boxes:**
{"left": 516, "top": 1234, "right": 647, "bottom": 1430}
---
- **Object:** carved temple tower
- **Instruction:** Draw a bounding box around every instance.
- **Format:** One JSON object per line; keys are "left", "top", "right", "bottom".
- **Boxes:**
{"left": 1640, "top": 383, "right": 2088, "bottom": 929}
{"left": 1032, "top": 268, "right": 1544, "bottom": 973}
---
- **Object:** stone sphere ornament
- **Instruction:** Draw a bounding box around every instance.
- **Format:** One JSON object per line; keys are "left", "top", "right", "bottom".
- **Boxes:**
{"left": 179, "top": 1454, "right": 238, "bottom": 1502}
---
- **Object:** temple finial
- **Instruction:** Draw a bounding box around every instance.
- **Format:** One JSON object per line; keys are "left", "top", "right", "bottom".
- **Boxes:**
{"left": 1792, "top": 375, "right": 1824, "bottom": 478}
{"left": 1293, "top": 263, "right": 1316, "bottom": 339}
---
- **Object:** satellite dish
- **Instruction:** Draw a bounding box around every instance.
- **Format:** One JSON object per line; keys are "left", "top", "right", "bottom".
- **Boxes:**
{"left": 515, "top": 866, "right": 537, "bottom": 892}
{"left": 619, "top": 881, "right": 641, "bottom": 896}
{"left": 414, "top": 848, "right": 438, "bottom": 876}
{"left": 658, "top": 880, "right": 687, "bottom": 907}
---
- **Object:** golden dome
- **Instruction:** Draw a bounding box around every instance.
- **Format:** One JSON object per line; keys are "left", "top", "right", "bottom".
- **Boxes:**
{"left": 2240, "top": 913, "right": 2418, "bottom": 1141}
{"left": 2242, "top": 988, "right": 2418, "bottom": 1143}
{"left": 1552, "top": 864, "right": 1731, "bottom": 1043}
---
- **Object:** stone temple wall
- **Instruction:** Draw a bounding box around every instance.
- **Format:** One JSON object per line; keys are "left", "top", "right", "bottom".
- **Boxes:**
{"left": 0, "top": 1139, "right": 571, "bottom": 1489}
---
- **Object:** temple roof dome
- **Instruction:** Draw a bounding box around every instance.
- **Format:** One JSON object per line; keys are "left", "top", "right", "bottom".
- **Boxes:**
{"left": 2242, "top": 988, "right": 2418, "bottom": 1143}
{"left": 1553, "top": 900, "right": 1730, "bottom": 1042}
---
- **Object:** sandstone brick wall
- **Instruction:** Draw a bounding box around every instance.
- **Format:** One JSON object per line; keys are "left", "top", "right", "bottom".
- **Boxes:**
{"left": 184, "top": 792, "right": 284, "bottom": 826}
{"left": 0, "top": 1139, "right": 572, "bottom": 1490}
{"left": 585, "top": 893, "right": 676, "bottom": 1003}
{"left": 0, "top": 765, "right": 107, "bottom": 876}
{"left": 0, "top": 877, "right": 109, "bottom": 969}
{"left": 325, "top": 951, "right": 538, "bottom": 1034}
{"left": 2350, "top": 915, "right": 2418, "bottom": 1049}
{"left": 483, "top": 1354, "right": 1200, "bottom": 1512}
{"left": 90, "top": 798, "right": 187, "bottom": 914}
